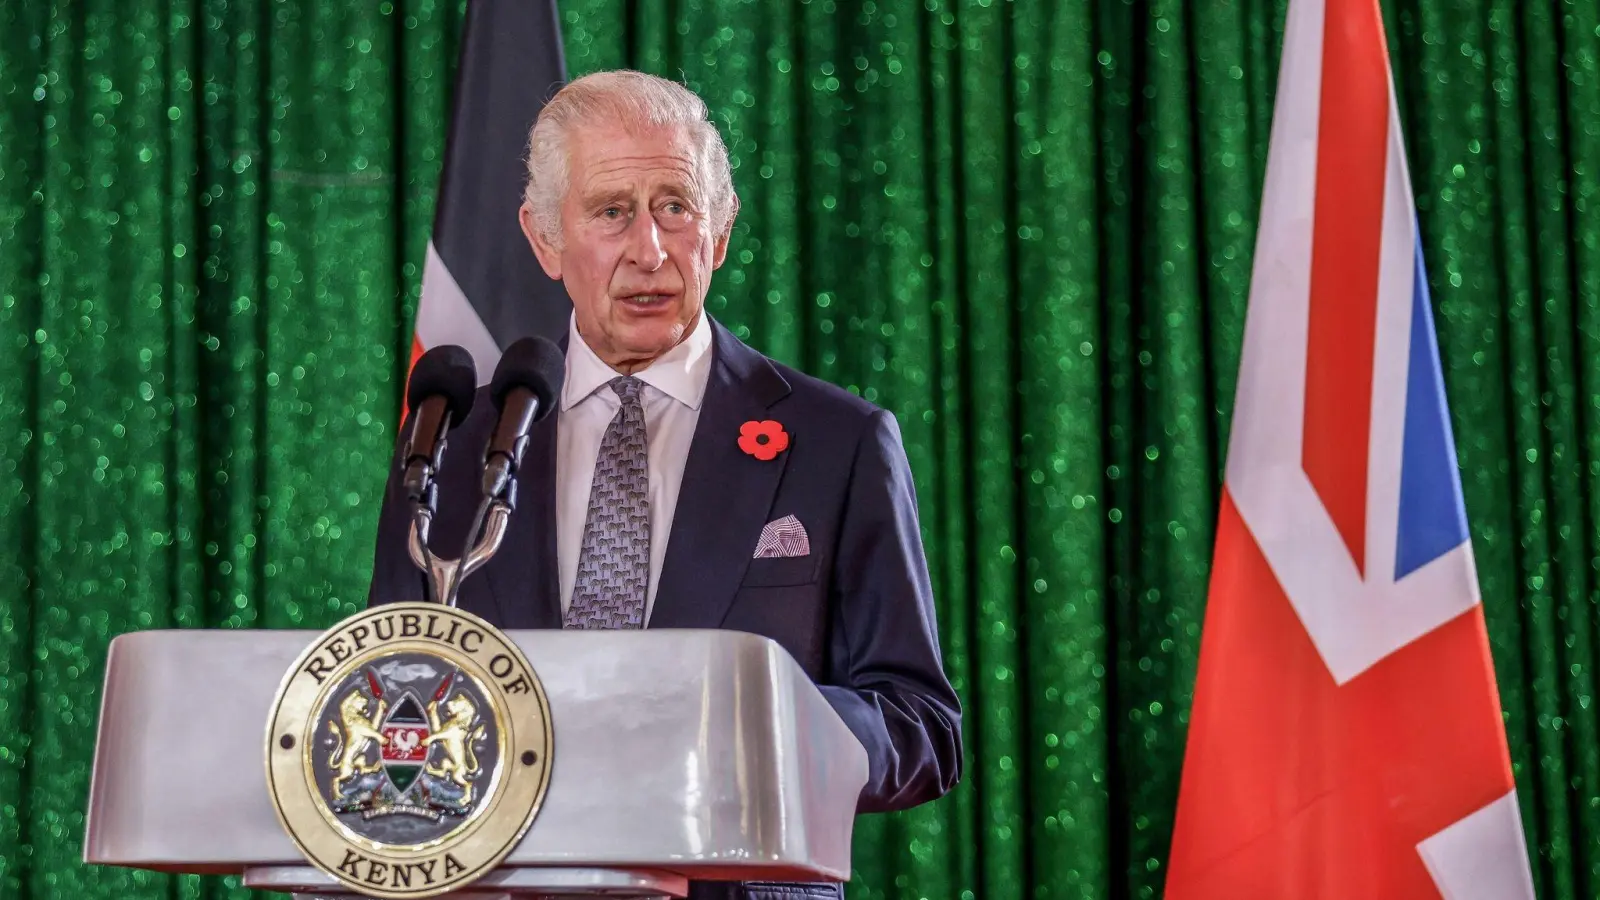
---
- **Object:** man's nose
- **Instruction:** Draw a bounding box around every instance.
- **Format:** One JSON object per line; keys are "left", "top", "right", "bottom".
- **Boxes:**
{"left": 623, "top": 211, "right": 666, "bottom": 271}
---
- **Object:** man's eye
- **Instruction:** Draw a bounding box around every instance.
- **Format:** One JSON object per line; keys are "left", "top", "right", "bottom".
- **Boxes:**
{"left": 602, "top": 207, "right": 624, "bottom": 219}
{"left": 665, "top": 202, "right": 686, "bottom": 215}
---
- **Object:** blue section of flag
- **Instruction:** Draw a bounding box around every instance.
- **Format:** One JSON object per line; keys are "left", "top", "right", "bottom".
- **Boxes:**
{"left": 1395, "top": 235, "right": 1471, "bottom": 580}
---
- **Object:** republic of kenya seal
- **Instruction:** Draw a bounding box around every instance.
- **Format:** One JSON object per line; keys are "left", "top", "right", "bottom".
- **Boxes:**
{"left": 265, "top": 603, "right": 552, "bottom": 899}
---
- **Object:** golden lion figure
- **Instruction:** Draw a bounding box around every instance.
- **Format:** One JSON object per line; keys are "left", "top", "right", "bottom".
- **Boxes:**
{"left": 329, "top": 690, "right": 387, "bottom": 796}
{"left": 425, "top": 693, "right": 486, "bottom": 803}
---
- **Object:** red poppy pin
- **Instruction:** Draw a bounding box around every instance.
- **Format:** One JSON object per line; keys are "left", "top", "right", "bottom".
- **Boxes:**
{"left": 739, "top": 420, "right": 790, "bottom": 461}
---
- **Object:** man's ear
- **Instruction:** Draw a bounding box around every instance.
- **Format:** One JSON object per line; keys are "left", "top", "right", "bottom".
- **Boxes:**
{"left": 520, "top": 203, "right": 563, "bottom": 280}
{"left": 711, "top": 192, "right": 740, "bottom": 270}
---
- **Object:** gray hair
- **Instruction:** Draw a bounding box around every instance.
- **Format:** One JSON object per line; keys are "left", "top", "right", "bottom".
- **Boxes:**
{"left": 523, "top": 70, "right": 736, "bottom": 243}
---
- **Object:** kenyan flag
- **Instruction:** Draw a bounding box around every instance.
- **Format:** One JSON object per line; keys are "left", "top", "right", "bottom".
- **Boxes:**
{"left": 410, "top": 0, "right": 570, "bottom": 384}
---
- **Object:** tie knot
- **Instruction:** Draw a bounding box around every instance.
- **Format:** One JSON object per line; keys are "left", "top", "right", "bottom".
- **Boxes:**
{"left": 609, "top": 375, "right": 643, "bottom": 406}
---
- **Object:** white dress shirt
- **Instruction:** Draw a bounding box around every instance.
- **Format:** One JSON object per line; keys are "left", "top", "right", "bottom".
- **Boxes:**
{"left": 556, "top": 312, "right": 713, "bottom": 625}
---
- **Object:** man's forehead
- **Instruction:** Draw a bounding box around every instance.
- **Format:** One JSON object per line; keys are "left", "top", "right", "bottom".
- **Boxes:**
{"left": 581, "top": 152, "right": 698, "bottom": 184}
{"left": 569, "top": 122, "right": 698, "bottom": 173}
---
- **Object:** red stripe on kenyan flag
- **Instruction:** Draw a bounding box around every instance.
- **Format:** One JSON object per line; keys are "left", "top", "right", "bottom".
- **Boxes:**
{"left": 402, "top": 334, "right": 425, "bottom": 419}
{"left": 1302, "top": 0, "right": 1391, "bottom": 576}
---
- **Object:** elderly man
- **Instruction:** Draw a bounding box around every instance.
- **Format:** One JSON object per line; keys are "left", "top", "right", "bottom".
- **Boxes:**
{"left": 368, "top": 70, "right": 962, "bottom": 900}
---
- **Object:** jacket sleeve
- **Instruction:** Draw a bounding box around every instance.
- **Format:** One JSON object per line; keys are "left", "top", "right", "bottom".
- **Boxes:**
{"left": 819, "top": 408, "right": 964, "bottom": 813}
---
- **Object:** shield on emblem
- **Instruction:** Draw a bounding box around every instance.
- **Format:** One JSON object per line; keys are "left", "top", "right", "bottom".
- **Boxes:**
{"left": 380, "top": 692, "right": 430, "bottom": 794}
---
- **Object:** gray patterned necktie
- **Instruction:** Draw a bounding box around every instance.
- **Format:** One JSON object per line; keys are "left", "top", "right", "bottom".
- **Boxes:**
{"left": 565, "top": 376, "right": 650, "bottom": 629}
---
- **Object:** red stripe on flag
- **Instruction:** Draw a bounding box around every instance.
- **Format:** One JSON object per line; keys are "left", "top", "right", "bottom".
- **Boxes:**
{"left": 1166, "top": 494, "right": 1515, "bottom": 899}
{"left": 402, "top": 334, "right": 425, "bottom": 420}
{"left": 1302, "top": 0, "right": 1391, "bottom": 576}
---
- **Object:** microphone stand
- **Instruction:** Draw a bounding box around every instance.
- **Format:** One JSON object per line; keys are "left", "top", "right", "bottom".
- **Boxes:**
{"left": 407, "top": 494, "right": 513, "bottom": 608}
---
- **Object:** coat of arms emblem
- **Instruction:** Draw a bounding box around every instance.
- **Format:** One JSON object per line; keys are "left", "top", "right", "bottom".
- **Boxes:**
{"left": 265, "top": 603, "right": 552, "bottom": 899}
{"left": 324, "top": 663, "right": 489, "bottom": 825}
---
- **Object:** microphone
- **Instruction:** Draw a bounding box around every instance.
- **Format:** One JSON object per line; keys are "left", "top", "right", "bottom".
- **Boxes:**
{"left": 481, "top": 336, "right": 565, "bottom": 502}
{"left": 401, "top": 345, "right": 478, "bottom": 505}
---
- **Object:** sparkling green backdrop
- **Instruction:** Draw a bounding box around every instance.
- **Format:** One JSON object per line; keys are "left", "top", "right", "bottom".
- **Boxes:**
{"left": 1, "top": 0, "right": 1597, "bottom": 898}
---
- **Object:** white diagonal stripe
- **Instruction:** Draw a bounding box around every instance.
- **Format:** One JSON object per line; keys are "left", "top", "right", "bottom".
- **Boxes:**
{"left": 1417, "top": 789, "right": 1536, "bottom": 899}
{"left": 418, "top": 238, "right": 501, "bottom": 385}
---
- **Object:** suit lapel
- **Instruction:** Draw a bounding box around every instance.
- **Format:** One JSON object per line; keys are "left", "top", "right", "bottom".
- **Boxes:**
{"left": 484, "top": 387, "right": 563, "bottom": 629}
{"left": 649, "top": 320, "right": 792, "bottom": 629}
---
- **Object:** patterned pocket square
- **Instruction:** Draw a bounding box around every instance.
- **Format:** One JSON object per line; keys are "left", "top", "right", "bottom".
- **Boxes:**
{"left": 753, "top": 514, "right": 810, "bottom": 558}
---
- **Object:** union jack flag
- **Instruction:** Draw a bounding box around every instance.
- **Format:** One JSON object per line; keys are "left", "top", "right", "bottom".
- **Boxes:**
{"left": 1166, "top": 1, "right": 1536, "bottom": 896}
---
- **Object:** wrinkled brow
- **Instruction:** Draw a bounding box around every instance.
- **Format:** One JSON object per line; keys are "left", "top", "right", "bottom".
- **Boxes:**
{"left": 578, "top": 173, "right": 703, "bottom": 209}
{"left": 578, "top": 185, "right": 633, "bottom": 209}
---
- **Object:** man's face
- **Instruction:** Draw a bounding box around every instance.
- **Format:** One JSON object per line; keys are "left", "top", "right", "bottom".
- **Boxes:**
{"left": 521, "top": 122, "right": 732, "bottom": 371}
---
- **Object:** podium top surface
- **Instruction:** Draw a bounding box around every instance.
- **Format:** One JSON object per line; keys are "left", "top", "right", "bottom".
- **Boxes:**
{"left": 84, "top": 627, "right": 867, "bottom": 882}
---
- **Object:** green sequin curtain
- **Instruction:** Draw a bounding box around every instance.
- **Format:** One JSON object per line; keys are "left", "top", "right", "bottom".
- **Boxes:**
{"left": 2, "top": 0, "right": 1597, "bottom": 898}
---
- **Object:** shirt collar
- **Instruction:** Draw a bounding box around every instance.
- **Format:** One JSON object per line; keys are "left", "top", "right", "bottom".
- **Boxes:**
{"left": 559, "top": 311, "right": 714, "bottom": 412}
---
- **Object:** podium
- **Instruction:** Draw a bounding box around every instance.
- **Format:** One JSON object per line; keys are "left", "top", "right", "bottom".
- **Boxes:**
{"left": 82, "top": 627, "right": 870, "bottom": 898}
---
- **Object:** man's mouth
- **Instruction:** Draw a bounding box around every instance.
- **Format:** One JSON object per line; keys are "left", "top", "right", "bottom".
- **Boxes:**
{"left": 619, "top": 294, "right": 673, "bottom": 307}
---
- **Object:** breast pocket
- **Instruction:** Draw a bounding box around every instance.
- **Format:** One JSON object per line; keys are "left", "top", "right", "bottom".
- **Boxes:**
{"left": 740, "top": 554, "right": 821, "bottom": 588}
{"left": 728, "top": 555, "right": 827, "bottom": 675}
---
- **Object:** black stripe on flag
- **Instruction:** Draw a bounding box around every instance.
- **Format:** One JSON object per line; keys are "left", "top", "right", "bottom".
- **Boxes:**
{"left": 417, "top": 0, "right": 570, "bottom": 378}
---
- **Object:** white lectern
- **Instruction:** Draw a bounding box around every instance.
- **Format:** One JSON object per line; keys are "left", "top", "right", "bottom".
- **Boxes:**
{"left": 83, "top": 628, "right": 869, "bottom": 898}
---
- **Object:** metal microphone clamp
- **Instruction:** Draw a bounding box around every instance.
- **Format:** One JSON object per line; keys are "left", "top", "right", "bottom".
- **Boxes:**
{"left": 406, "top": 498, "right": 513, "bottom": 608}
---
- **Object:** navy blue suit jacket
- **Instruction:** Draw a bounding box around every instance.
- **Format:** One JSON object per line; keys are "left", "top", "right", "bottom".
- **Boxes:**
{"left": 367, "top": 319, "right": 963, "bottom": 897}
